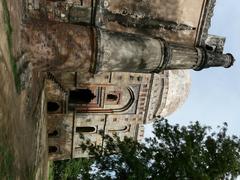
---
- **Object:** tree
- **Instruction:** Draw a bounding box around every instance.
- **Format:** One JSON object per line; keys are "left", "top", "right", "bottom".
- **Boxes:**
{"left": 85, "top": 119, "right": 240, "bottom": 180}
{"left": 52, "top": 119, "right": 240, "bottom": 180}
{"left": 52, "top": 158, "right": 92, "bottom": 180}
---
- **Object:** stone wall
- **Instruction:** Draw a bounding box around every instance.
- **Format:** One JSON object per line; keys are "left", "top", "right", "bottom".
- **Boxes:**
{"left": 26, "top": 0, "right": 205, "bottom": 46}
{"left": 46, "top": 71, "right": 154, "bottom": 160}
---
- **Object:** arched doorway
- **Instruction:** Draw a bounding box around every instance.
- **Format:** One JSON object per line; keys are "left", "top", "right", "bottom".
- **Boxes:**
{"left": 48, "top": 130, "right": 59, "bottom": 138}
{"left": 69, "top": 89, "right": 95, "bottom": 104}
{"left": 48, "top": 146, "right": 58, "bottom": 153}
{"left": 47, "top": 101, "right": 60, "bottom": 112}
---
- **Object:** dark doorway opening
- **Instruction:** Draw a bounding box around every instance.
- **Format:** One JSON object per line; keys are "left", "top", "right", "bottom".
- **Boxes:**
{"left": 48, "top": 146, "right": 58, "bottom": 153}
{"left": 107, "top": 94, "right": 118, "bottom": 101}
{"left": 69, "top": 89, "right": 95, "bottom": 104}
{"left": 47, "top": 101, "right": 60, "bottom": 112}
{"left": 48, "top": 130, "right": 59, "bottom": 138}
{"left": 76, "top": 126, "right": 96, "bottom": 133}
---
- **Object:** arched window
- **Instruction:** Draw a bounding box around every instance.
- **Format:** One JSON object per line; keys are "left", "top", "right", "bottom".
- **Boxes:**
{"left": 108, "top": 125, "right": 130, "bottom": 132}
{"left": 107, "top": 94, "right": 118, "bottom": 101}
{"left": 105, "top": 92, "right": 120, "bottom": 105}
{"left": 48, "top": 146, "right": 58, "bottom": 153}
{"left": 76, "top": 126, "right": 96, "bottom": 133}
{"left": 47, "top": 101, "right": 60, "bottom": 112}
{"left": 48, "top": 130, "right": 59, "bottom": 138}
{"left": 69, "top": 89, "right": 95, "bottom": 104}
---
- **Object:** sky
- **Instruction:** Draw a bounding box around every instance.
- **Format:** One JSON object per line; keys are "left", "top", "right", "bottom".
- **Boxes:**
{"left": 145, "top": 0, "right": 240, "bottom": 137}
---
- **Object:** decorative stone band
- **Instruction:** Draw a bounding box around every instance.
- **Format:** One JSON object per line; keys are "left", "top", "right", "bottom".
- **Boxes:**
{"left": 67, "top": 0, "right": 195, "bottom": 32}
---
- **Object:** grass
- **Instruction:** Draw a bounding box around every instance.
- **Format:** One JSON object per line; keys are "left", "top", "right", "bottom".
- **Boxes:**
{"left": 0, "top": 143, "right": 14, "bottom": 180}
{"left": 48, "top": 161, "right": 54, "bottom": 180}
{"left": 2, "top": 0, "right": 21, "bottom": 92}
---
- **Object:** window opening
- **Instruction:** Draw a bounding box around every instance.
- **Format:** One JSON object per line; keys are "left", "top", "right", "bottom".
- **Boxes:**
{"left": 48, "top": 130, "right": 59, "bottom": 138}
{"left": 48, "top": 146, "right": 58, "bottom": 153}
{"left": 108, "top": 125, "right": 129, "bottom": 132}
{"left": 47, "top": 101, "right": 60, "bottom": 112}
{"left": 107, "top": 94, "right": 118, "bottom": 101}
{"left": 76, "top": 126, "right": 96, "bottom": 133}
{"left": 69, "top": 89, "right": 95, "bottom": 104}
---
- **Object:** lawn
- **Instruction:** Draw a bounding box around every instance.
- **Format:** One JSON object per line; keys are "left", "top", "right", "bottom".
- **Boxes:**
{"left": 48, "top": 161, "right": 54, "bottom": 180}
{"left": 2, "top": 0, "right": 20, "bottom": 92}
{"left": 0, "top": 135, "right": 14, "bottom": 180}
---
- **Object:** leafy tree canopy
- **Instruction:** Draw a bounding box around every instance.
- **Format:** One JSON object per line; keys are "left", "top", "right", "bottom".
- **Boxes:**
{"left": 53, "top": 119, "right": 240, "bottom": 180}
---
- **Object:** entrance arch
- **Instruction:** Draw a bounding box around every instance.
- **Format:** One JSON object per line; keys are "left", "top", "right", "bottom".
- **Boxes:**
{"left": 69, "top": 89, "right": 95, "bottom": 104}
{"left": 47, "top": 101, "right": 60, "bottom": 112}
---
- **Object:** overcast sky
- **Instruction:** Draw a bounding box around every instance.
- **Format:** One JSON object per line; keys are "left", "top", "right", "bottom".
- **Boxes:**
{"left": 145, "top": 0, "right": 240, "bottom": 137}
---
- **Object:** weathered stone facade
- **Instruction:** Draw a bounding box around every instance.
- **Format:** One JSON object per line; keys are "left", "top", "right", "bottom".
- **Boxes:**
{"left": 46, "top": 70, "right": 191, "bottom": 160}
{"left": 23, "top": 0, "right": 235, "bottom": 160}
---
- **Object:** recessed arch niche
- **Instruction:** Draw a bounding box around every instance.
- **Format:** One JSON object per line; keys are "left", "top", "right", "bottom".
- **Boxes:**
{"left": 47, "top": 101, "right": 60, "bottom": 113}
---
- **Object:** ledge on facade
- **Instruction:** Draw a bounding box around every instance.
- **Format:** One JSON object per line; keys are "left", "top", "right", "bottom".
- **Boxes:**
{"left": 196, "top": 0, "right": 216, "bottom": 46}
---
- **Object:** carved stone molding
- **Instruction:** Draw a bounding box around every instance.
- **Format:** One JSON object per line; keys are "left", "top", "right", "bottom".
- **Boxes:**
{"left": 196, "top": 0, "right": 216, "bottom": 46}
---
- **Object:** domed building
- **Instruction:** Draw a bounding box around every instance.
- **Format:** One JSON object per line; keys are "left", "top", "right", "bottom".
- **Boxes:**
{"left": 145, "top": 70, "right": 191, "bottom": 122}
{"left": 24, "top": 0, "right": 235, "bottom": 160}
{"left": 46, "top": 70, "right": 191, "bottom": 160}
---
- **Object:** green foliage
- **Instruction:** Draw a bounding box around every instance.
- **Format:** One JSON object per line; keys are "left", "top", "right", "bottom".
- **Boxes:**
{"left": 87, "top": 119, "right": 240, "bottom": 180}
{"left": 48, "top": 161, "right": 54, "bottom": 180}
{"left": 86, "top": 135, "right": 149, "bottom": 180}
{"left": 52, "top": 119, "right": 240, "bottom": 180}
{"left": 0, "top": 144, "right": 14, "bottom": 180}
{"left": 2, "top": 0, "right": 21, "bottom": 92}
{"left": 147, "top": 119, "right": 240, "bottom": 180}
{"left": 52, "top": 158, "right": 92, "bottom": 180}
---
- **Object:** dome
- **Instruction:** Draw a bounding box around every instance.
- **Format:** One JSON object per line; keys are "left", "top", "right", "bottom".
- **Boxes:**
{"left": 145, "top": 70, "right": 191, "bottom": 123}
{"left": 156, "top": 70, "right": 191, "bottom": 117}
